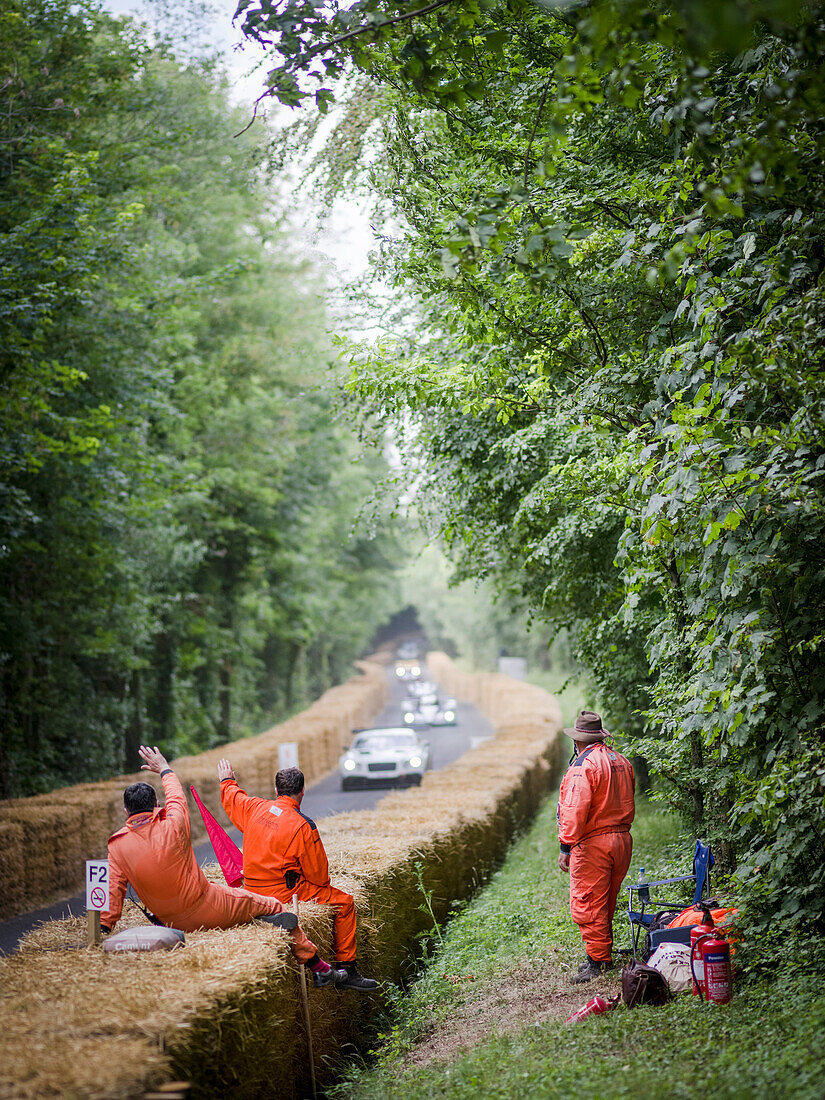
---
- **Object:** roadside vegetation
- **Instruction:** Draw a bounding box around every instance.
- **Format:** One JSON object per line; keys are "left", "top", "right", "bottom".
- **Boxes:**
{"left": 236, "top": 0, "right": 825, "bottom": 948}
{"left": 331, "top": 795, "right": 825, "bottom": 1100}
{"left": 0, "top": 0, "right": 403, "bottom": 797}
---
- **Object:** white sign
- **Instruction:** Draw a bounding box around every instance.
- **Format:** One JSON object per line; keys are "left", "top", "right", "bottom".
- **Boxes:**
{"left": 278, "top": 742, "right": 299, "bottom": 770}
{"left": 86, "top": 860, "right": 110, "bottom": 911}
{"left": 498, "top": 656, "right": 527, "bottom": 680}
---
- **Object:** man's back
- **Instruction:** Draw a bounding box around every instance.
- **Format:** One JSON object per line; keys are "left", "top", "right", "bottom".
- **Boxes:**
{"left": 220, "top": 781, "right": 330, "bottom": 897}
{"left": 559, "top": 743, "right": 635, "bottom": 844}
{"left": 107, "top": 771, "right": 209, "bottom": 921}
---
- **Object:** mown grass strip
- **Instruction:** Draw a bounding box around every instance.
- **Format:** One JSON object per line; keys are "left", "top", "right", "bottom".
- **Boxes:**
{"left": 332, "top": 796, "right": 825, "bottom": 1100}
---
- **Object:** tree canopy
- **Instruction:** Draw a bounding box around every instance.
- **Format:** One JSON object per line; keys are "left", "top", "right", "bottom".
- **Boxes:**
{"left": 237, "top": 0, "right": 825, "bottom": 936}
{"left": 0, "top": 0, "right": 402, "bottom": 797}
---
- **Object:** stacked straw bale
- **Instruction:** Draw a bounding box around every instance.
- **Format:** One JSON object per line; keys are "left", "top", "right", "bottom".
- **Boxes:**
{"left": 0, "top": 661, "right": 388, "bottom": 920}
{"left": 0, "top": 652, "right": 562, "bottom": 1099}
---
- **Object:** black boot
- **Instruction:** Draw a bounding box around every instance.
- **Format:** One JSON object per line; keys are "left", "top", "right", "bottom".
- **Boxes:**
{"left": 335, "top": 962, "right": 378, "bottom": 991}
{"left": 572, "top": 955, "right": 611, "bottom": 983}
{"left": 312, "top": 964, "right": 348, "bottom": 988}
{"left": 256, "top": 911, "right": 299, "bottom": 932}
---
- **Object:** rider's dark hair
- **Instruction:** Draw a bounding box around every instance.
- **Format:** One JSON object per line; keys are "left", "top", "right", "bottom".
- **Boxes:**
{"left": 275, "top": 767, "right": 305, "bottom": 798}
{"left": 123, "top": 782, "right": 158, "bottom": 815}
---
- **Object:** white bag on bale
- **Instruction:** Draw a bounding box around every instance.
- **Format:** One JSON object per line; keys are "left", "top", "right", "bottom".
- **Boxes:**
{"left": 103, "top": 927, "right": 185, "bottom": 953}
{"left": 647, "top": 943, "right": 692, "bottom": 992}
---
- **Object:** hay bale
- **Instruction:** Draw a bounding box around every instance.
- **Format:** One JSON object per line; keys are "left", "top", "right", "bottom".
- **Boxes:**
{"left": 0, "top": 651, "right": 563, "bottom": 1099}
{"left": 0, "top": 662, "right": 389, "bottom": 920}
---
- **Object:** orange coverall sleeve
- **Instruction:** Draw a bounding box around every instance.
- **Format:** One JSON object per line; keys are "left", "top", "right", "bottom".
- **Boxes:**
{"left": 559, "top": 768, "right": 593, "bottom": 847}
{"left": 296, "top": 820, "right": 331, "bottom": 888}
{"left": 160, "top": 769, "right": 190, "bottom": 841}
{"left": 100, "top": 842, "right": 128, "bottom": 931}
{"left": 220, "top": 777, "right": 270, "bottom": 832}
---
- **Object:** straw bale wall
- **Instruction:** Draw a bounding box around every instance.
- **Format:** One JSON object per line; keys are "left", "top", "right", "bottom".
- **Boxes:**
{"left": 0, "top": 661, "right": 388, "bottom": 920}
{"left": 0, "top": 653, "right": 563, "bottom": 1100}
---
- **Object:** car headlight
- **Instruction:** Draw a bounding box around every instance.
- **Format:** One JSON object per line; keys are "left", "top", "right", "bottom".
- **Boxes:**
{"left": 411, "top": 665, "right": 421, "bottom": 676}
{"left": 443, "top": 710, "right": 455, "bottom": 722}
{"left": 404, "top": 712, "right": 415, "bottom": 723}
{"left": 343, "top": 758, "right": 356, "bottom": 771}
{"left": 408, "top": 755, "right": 422, "bottom": 768}
{"left": 395, "top": 667, "right": 404, "bottom": 677}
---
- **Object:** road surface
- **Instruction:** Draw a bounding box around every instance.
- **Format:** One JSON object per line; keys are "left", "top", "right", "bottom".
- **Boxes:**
{"left": 0, "top": 664, "right": 492, "bottom": 954}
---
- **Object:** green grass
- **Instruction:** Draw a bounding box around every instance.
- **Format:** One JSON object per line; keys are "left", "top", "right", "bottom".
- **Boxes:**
{"left": 331, "top": 797, "right": 825, "bottom": 1100}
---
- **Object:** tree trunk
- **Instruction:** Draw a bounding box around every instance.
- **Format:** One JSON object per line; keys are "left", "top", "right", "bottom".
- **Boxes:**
{"left": 152, "top": 630, "right": 175, "bottom": 744}
{"left": 124, "top": 668, "right": 143, "bottom": 771}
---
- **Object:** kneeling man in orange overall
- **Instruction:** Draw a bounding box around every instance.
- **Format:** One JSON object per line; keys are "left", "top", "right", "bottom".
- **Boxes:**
{"left": 219, "top": 761, "right": 378, "bottom": 991}
{"left": 558, "top": 711, "right": 635, "bottom": 983}
{"left": 101, "top": 746, "right": 343, "bottom": 988}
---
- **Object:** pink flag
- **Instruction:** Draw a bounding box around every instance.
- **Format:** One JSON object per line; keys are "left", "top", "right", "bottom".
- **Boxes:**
{"left": 190, "top": 785, "right": 244, "bottom": 888}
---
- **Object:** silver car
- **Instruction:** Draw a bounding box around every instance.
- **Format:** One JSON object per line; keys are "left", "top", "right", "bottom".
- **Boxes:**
{"left": 402, "top": 692, "right": 457, "bottom": 727}
{"left": 394, "top": 661, "right": 422, "bottom": 682}
{"left": 339, "top": 727, "right": 430, "bottom": 790}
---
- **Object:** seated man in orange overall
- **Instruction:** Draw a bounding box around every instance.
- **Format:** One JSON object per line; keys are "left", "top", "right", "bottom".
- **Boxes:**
{"left": 219, "top": 760, "right": 378, "bottom": 991}
{"left": 101, "top": 745, "right": 343, "bottom": 988}
{"left": 558, "top": 711, "right": 636, "bottom": 983}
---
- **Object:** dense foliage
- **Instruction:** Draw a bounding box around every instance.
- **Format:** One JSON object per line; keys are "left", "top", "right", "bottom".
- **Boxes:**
{"left": 237, "top": 0, "right": 825, "bottom": 933}
{"left": 0, "top": 0, "right": 401, "bottom": 798}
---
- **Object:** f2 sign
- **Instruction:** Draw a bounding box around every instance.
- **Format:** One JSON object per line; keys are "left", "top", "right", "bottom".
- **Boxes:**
{"left": 86, "top": 860, "right": 110, "bottom": 912}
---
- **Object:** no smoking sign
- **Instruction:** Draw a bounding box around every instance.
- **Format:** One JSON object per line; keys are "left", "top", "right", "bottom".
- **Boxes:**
{"left": 86, "top": 860, "right": 110, "bottom": 912}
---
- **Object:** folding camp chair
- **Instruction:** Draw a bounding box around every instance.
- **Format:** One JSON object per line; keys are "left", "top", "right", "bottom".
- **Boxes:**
{"left": 626, "top": 840, "right": 714, "bottom": 960}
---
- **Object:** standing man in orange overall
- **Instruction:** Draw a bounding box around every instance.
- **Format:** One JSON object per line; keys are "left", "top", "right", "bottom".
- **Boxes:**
{"left": 557, "top": 711, "right": 635, "bottom": 984}
{"left": 219, "top": 760, "right": 378, "bottom": 991}
{"left": 101, "top": 746, "right": 343, "bottom": 988}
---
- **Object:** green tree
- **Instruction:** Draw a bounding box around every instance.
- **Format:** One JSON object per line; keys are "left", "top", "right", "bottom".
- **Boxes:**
{"left": 238, "top": 0, "right": 825, "bottom": 933}
{"left": 0, "top": 0, "right": 402, "bottom": 796}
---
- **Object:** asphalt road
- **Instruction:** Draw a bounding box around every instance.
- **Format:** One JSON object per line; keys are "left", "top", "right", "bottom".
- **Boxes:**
{"left": 0, "top": 664, "right": 492, "bottom": 955}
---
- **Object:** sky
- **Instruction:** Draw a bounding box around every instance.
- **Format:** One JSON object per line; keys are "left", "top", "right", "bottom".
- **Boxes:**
{"left": 105, "top": 0, "right": 377, "bottom": 284}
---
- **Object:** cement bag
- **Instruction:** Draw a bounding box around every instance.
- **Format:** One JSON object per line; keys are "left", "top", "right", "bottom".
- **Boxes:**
{"left": 103, "top": 927, "right": 185, "bottom": 953}
{"left": 648, "top": 943, "right": 692, "bottom": 993}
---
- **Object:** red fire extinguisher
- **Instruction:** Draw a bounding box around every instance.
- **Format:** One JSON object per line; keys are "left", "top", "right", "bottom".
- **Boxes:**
{"left": 565, "top": 993, "right": 620, "bottom": 1024}
{"left": 689, "top": 904, "right": 716, "bottom": 996}
{"left": 690, "top": 927, "right": 732, "bottom": 1005}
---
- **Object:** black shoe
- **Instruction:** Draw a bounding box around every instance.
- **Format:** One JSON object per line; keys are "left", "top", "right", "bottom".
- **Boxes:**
{"left": 578, "top": 956, "right": 613, "bottom": 973}
{"left": 335, "top": 966, "right": 379, "bottom": 991}
{"left": 257, "top": 911, "right": 299, "bottom": 932}
{"left": 312, "top": 966, "right": 347, "bottom": 989}
{"left": 572, "top": 959, "right": 611, "bottom": 984}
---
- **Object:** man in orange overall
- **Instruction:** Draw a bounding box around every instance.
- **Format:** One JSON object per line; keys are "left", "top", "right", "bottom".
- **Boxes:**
{"left": 101, "top": 746, "right": 343, "bottom": 988}
{"left": 219, "top": 760, "right": 378, "bottom": 991}
{"left": 558, "top": 711, "right": 635, "bottom": 983}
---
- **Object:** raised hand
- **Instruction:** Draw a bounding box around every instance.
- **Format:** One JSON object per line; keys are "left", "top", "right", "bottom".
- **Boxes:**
{"left": 139, "top": 745, "right": 169, "bottom": 774}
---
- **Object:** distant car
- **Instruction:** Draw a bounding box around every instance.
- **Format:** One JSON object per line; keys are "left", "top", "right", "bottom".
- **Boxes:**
{"left": 394, "top": 661, "right": 422, "bottom": 681}
{"left": 339, "top": 727, "right": 430, "bottom": 790}
{"left": 406, "top": 679, "right": 437, "bottom": 697}
{"left": 402, "top": 692, "right": 457, "bottom": 727}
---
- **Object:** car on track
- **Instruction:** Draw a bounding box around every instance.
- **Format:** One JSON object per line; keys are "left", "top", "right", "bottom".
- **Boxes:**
{"left": 339, "top": 727, "right": 430, "bottom": 790}
{"left": 402, "top": 691, "right": 457, "bottom": 727}
{"left": 406, "top": 679, "right": 438, "bottom": 697}
{"left": 396, "top": 640, "right": 422, "bottom": 661}
{"left": 394, "top": 661, "right": 422, "bottom": 681}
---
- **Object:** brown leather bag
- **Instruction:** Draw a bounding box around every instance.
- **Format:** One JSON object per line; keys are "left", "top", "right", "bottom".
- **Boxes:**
{"left": 621, "top": 961, "right": 672, "bottom": 1007}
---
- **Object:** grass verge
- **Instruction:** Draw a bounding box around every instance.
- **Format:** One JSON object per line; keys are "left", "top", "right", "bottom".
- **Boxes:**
{"left": 330, "top": 795, "right": 825, "bottom": 1100}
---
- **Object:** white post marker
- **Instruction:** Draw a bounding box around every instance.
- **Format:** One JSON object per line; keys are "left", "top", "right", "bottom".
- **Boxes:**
{"left": 86, "top": 859, "right": 109, "bottom": 946}
{"left": 278, "top": 742, "right": 299, "bottom": 771}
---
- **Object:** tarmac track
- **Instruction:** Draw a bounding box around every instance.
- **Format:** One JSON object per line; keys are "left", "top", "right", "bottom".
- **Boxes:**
{"left": 0, "top": 665, "right": 492, "bottom": 955}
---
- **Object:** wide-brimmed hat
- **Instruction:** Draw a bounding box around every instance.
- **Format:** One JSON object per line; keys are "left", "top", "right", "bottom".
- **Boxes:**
{"left": 563, "top": 710, "right": 610, "bottom": 743}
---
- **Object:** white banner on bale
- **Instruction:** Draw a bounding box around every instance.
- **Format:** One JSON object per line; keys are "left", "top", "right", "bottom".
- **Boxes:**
{"left": 278, "top": 742, "right": 299, "bottom": 770}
